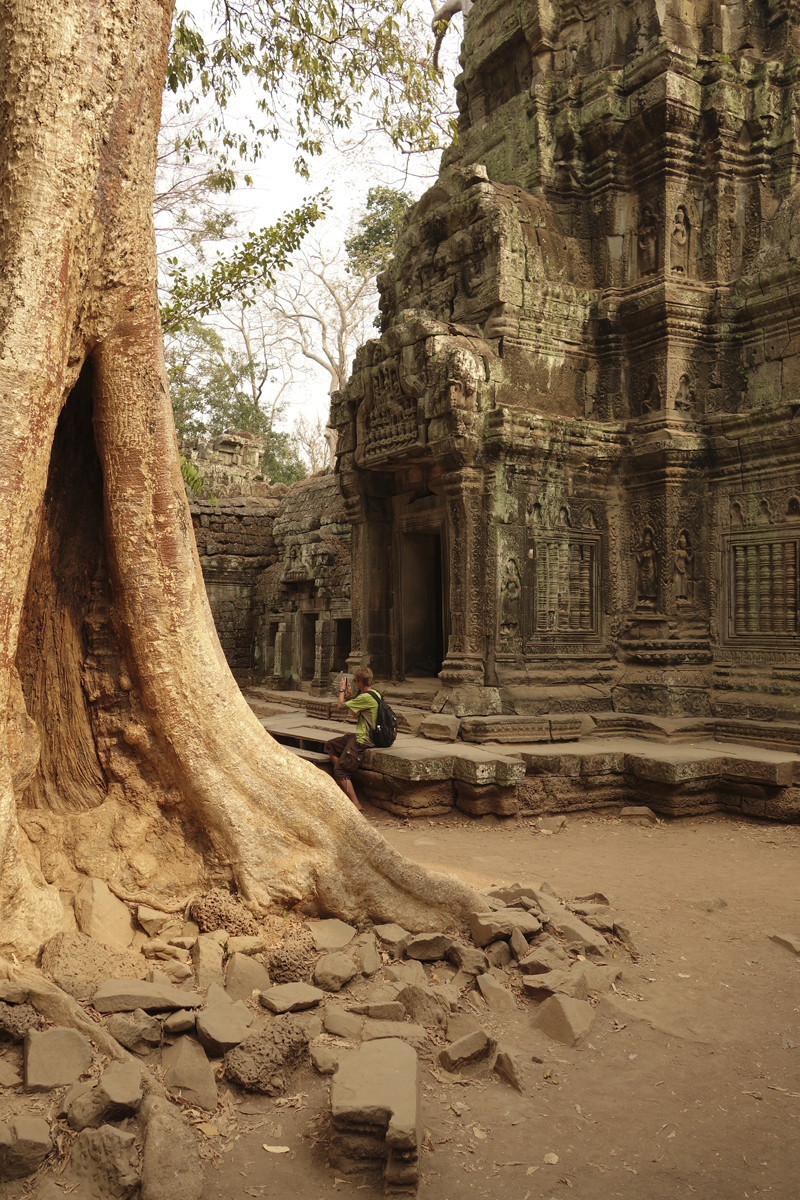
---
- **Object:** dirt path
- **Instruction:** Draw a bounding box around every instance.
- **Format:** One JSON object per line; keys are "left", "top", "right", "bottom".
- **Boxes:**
{"left": 199, "top": 809, "right": 799, "bottom": 1200}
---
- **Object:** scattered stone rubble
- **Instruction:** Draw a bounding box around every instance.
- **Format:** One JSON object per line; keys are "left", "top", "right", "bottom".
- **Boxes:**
{"left": 0, "top": 873, "right": 733, "bottom": 1195}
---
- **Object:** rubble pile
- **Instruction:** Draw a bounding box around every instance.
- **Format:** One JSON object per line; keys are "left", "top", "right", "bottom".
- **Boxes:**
{"left": 0, "top": 873, "right": 651, "bottom": 1196}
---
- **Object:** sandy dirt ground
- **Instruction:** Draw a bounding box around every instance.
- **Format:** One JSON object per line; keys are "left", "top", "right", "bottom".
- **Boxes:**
{"left": 197, "top": 808, "right": 800, "bottom": 1200}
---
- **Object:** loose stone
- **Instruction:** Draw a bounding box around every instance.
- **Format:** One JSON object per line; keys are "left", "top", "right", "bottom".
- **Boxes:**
{"left": 162, "top": 1037, "right": 218, "bottom": 1111}
{"left": 313, "top": 953, "right": 359, "bottom": 993}
{"left": 259, "top": 982, "right": 324, "bottom": 1013}
{"left": 405, "top": 932, "right": 455, "bottom": 961}
{"left": 533, "top": 995, "right": 594, "bottom": 1046}
{"left": 306, "top": 918, "right": 357, "bottom": 953}
{"left": 24, "top": 1028, "right": 93, "bottom": 1091}
{"left": 476, "top": 973, "right": 516, "bottom": 1012}
{"left": 438, "top": 1030, "right": 493, "bottom": 1071}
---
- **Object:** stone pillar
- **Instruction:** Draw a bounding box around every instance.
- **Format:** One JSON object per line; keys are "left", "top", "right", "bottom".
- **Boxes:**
{"left": 439, "top": 467, "right": 487, "bottom": 687}
{"left": 344, "top": 498, "right": 367, "bottom": 674}
{"left": 344, "top": 494, "right": 392, "bottom": 678}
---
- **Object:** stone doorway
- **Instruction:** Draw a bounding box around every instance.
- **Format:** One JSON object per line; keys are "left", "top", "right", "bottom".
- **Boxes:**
{"left": 400, "top": 532, "right": 444, "bottom": 676}
{"left": 333, "top": 618, "right": 351, "bottom": 675}
{"left": 300, "top": 612, "right": 317, "bottom": 681}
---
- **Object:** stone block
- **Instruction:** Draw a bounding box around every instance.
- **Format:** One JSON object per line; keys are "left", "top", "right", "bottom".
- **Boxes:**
{"left": 352, "top": 1000, "right": 406, "bottom": 1021}
{"left": 549, "top": 716, "right": 582, "bottom": 742}
{"left": 24, "top": 1028, "right": 93, "bottom": 1091}
{"left": 331, "top": 1038, "right": 420, "bottom": 1155}
{"left": 0, "top": 1060, "right": 22, "bottom": 1087}
{"left": 259, "top": 982, "right": 324, "bottom": 1013}
{"left": 93, "top": 978, "right": 202, "bottom": 1013}
{"left": 314, "top": 953, "right": 359, "bottom": 993}
{"left": 405, "top": 932, "right": 454, "bottom": 961}
{"left": 192, "top": 934, "right": 225, "bottom": 990}
{"left": 360, "top": 1019, "right": 427, "bottom": 1045}
{"left": 163, "top": 1009, "right": 196, "bottom": 1036}
{"left": 0, "top": 980, "right": 29, "bottom": 1004}
{"left": 163, "top": 1037, "right": 218, "bottom": 1111}
{"left": 446, "top": 1013, "right": 483, "bottom": 1042}
{"left": 41, "top": 931, "right": 148, "bottom": 1000}
{"left": 0, "top": 1116, "right": 52, "bottom": 1180}
{"left": 351, "top": 932, "right": 380, "bottom": 975}
{"left": 493, "top": 1045, "right": 525, "bottom": 1092}
{"left": 136, "top": 905, "right": 171, "bottom": 937}
{"left": 521, "top": 969, "right": 586, "bottom": 1002}
{"left": 460, "top": 715, "right": 550, "bottom": 743}
{"left": 620, "top": 805, "right": 658, "bottom": 825}
{"left": 438, "top": 1030, "right": 493, "bottom": 1071}
{"left": 769, "top": 931, "right": 800, "bottom": 955}
{"left": 419, "top": 714, "right": 461, "bottom": 741}
{"left": 225, "top": 952, "right": 271, "bottom": 1002}
{"left": 517, "top": 936, "right": 570, "bottom": 975}
{"left": 373, "top": 923, "right": 411, "bottom": 956}
{"left": 306, "top": 918, "right": 357, "bottom": 953}
{"left": 224, "top": 1016, "right": 309, "bottom": 1095}
{"left": 323, "top": 1005, "right": 365, "bottom": 1039}
{"left": 196, "top": 1000, "right": 253, "bottom": 1056}
{"left": 74, "top": 878, "right": 135, "bottom": 951}
{"left": 446, "top": 942, "right": 489, "bottom": 975}
{"left": 226, "top": 935, "right": 266, "bottom": 956}
{"left": 485, "top": 940, "right": 512, "bottom": 969}
{"left": 0, "top": 1001, "right": 39, "bottom": 1042}
{"left": 105, "top": 1007, "right": 162, "bottom": 1056}
{"left": 533, "top": 995, "right": 594, "bottom": 1047}
{"left": 310, "top": 1041, "right": 341, "bottom": 1075}
{"left": 67, "top": 1125, "right": 140, "bottom": 1199}
{"left": 68, "top": 1061, "right": 143, "bottom": 1130}
{"left": 509, "top": 927, "right": 529, "bottom": 961}
{"left": 140, "top": 1094, "right": 204, "bottom": 1200}
{"left": 455, "top": 779, "right": 520, "bottom": 816}
{"left": 395, "top": 984, "right": 450, "bottom": 1028}
{"left": 476, "top": 973, "right": 516, "bottom": 1012}
{"left": 469, "top": 910, "right": 541, "bottom": 947}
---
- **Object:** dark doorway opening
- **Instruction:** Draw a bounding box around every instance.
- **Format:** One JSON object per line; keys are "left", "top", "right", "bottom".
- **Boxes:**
{"left": 300, "top": 613, "right": 317, "bottom": 680}
{"left": 333, "top": 618, "right": 351, "bottom": 674}
{"left": 266, "top": 622, "right": 279, "bottom": 675}
{"left": 401, "top": 532, "right": 444, "bottom": 675}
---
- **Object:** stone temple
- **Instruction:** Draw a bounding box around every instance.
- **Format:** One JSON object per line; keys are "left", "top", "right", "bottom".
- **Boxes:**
{"left": 192, "top": 0, "right": 800, "bottom": 820}
{"left": 329, "top": 0, "right": 800, "bottom": 727}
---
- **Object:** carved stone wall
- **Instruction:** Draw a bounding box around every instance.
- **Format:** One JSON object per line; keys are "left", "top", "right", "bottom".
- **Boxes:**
{"left": 331, "top": 0, "right": 800, "bottom": 721}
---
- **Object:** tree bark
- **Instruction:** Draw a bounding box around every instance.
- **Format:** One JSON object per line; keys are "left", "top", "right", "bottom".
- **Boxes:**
{"left": 0, "top": 0, "right": 477, "bottom": 958}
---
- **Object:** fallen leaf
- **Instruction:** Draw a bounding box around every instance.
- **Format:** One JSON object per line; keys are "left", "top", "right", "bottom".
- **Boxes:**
{"left": 473, "top": 1127, "right": 487, "bottom": 1140}
{"left": 197, "top": 1123, "right": 219, "bottom": 1138}
{"left": 262, "top": 1145, "right": 291, "bottom": 1154}
{"left": 543, "top": 1152, "right": 559, "bottom": 1165}
{"left": 526, "top": 1166, "right": 539, "bottom": 1175}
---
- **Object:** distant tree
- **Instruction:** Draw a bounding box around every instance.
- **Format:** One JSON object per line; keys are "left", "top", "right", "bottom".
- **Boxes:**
{"left": 345, "top": 185, "right": 413, "bottom": 277}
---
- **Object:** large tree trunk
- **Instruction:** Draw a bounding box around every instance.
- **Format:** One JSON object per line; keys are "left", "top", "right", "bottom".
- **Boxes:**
{"left": 0, "top": 0, "right": 476, "bottom": 958}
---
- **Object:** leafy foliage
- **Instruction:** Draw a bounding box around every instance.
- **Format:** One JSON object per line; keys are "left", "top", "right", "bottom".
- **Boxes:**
{"left": 345, "top": 185, "right": 413, "bottom": 277}
{"left": 179, "top": 454, "right": 218, "bottom": 505}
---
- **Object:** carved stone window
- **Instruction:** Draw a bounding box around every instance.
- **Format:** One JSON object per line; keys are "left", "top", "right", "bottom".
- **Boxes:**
{"left": 724, "top": 531, "right": 800, "bottom": 642}
{"left": 524, "top": 531, "right": 601, "bottom": 647}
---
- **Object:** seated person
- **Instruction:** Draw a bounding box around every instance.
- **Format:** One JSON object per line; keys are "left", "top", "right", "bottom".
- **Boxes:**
{"left": 323, "top": 667, "right": 380, "bottom": 812}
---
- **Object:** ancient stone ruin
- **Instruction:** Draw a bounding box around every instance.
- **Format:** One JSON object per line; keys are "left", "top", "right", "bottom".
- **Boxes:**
{"left": 329, "top": 0, "right": 800, "bottom": 733}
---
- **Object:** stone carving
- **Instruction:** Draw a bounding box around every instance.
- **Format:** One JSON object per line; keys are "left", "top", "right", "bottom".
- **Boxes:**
{"left": 674, "top": 374, "right": 695, "bottom": 413}
{"left": 788, "top": 497, "right": 800, "bottom": 520}
{"left": 674, "top": 532, "right": 694, "bottom": 604}
{"left": 500, "top": 559, "right": 521, "bottom": 640}
{"left": 637, "top": 206, "right": 658, "bottom": 277}
{"left": 360, "top": 359, "right": 418, "bottom": 464}
{"left": 729, "top": 537, "right": 799, "bottom": 638}
{"left": 730, "top": 502, "right": 744, "bottom": 527}
{"left": 635, "top": 528, "right": 659, "bottom": 607}
{"left": 670, "top": 207, "right": 689, "bottom": 275}
{"left": 640, "top": 376, "right": 661, "bottom": 416}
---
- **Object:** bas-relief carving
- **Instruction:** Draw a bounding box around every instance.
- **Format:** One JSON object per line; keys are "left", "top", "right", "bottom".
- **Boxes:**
{"left": 670, "top": 207, "right": 690, "bottom": 276}
{"left": 674, "top": 374, "right": 695, "bottom": 413}
{"left": 635, "top": 527, "right": 659, "bottom": 607}
{"left": 640, "top": 375, "right": 661, "bottom": 416}
{"left": 499, "top": 558, "right": 521, "bottom": 641}
{"left": 674, "top": 531, "right": 694, "bottom": 604}
{"left": 637, "top": 206, "right": 659, "bottom": 277}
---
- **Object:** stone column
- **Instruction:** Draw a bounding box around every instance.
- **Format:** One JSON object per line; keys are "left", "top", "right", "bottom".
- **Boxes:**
{"left": 343, "top": 497, "right": 367, "bottom": 674}
{"left": 439, "top": 467, "right": 487, "bottom": 686}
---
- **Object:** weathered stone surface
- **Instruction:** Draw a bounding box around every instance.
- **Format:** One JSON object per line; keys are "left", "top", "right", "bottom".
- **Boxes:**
{"left": 493, "top": 1046, "right": 525, "bottom": 1092}
{"left": 769, "top": 931, "right": 800, "bottom": 955}
{"left": 0, "top": 1001, "right": 40, "bottom": 1041}
{"left": 105, "top": 1008, "right": 162, "bottom": 1055}
{"left": 518, "top": 936, "right": 570, "bottom": 975}
{"left": 351, "top": 932, "right": 380, "bottom": 976}
{"left": 396, "top": 984, "right": 449, "bottom": 1028}
{"left": 331, "top": 1038, "right": 419, "bottom": 1153}
{"left": 384, "top": 959, "right": 428, "bottom": 988}
{"left": 405, "top": 932, "right": 454, "bottom": 961}
{"left": 310, "top": 1041, "right": 341, "bottom": 1075}
{"left": 352, "top": 1000, "right": 405, "bottom": 1021}
{"left": 140, "top": 1095, "right": 204, "bottom": 1200}
{"left": 163, "top": 1009, "right": 196, "bottom": 1036}
{"left": 446, "top": 1012, "right": 483, "bottom": 1042}
{"left": 0, "top": 1116, "right": 52, "bottom": 1180}
{"left": 620, "top": 806, "right": 658, "bottom": 826}
{"left": 535, "top": 892, "right": 610, "bottom": 955}
{"left": 67, "top": 1125, "right": 140, "bottom": 1199}
{"left": 509, "top": 927, "right": 529, "bottom": 961}
{"left": 68, "top": 1061, "right": 143, "bottom": 1130}
{"left": 74, "top": 878, "right": 135, "bottom": 951}
{"left": 373, "top": 923, "right": 410, "bottom": 956}
{"left": 485, "top": 940, "right": 512, "bottom": 969}
{"left": 469, "top": 910, "right": 541, "bottom": 948}
{"left": 0, "top": 1060, "right": 22, "bottom": 1087}
{"left": 306, "top": 918, "right": 357, "bottom": 953}
{"left": 137, "top": 905, "right": 171, "bottom": 937}
{"left": 439, "top": 1030, "right": 493, "bottom": 1071}
{"left": 0, "top": 980, "right": 29, "bottom": 1004}
{"left": 41, "top": 931, "right": 148, "bottom": 1000}
{"left": 24, "top": 1028, "right": 93, "bottom": 1091}
{"left": 259, "top": 982, "right": 324, "bottom": 1013}
{"left": 313, "top": 953, "right": 359, "bottom": 993}
{"left": 419, "top": 713, "right": 460, "bottom": 741}
{"left": 360, "top": 1019, "right": 427, "bottom": 1045}
{"left": 522, "top": 969, "right": 587, "bottom": 1002}
{"left": 225, "top": 952, "right": 272, "bottom": 1002}
{"left": 163, "top": 1037, "right": 218, "bottom": 1111}
{"left": 226, "top": 935, "right": 265, "bottom": 956}
{"left": 476, "top": 973, "right": 515, "bottom": 1012}
{"left": 533, "top": 996, "right": 594, "bottom": 1047}
{"left": 446, "top": 942, "right": 489, "bottom": 975}
{"left": 192, "top": 934, "right": 225, "bottom": 990}
{"left": 224, "top": 1016, "right": 308, "bottom": 1095}
{"left": 196, "top": 1000, "right": 253, "bottom": 1056}
{"left": 323, "top": 1005, "right": 364, "bottom": 1039}
{"left": 93, "top": 979, "right": 202, "bottom": 1013}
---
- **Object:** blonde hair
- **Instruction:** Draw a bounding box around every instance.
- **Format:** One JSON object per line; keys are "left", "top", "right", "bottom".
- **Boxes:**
{"left": 353, "top": 666, "right": 374, "bottom": 689}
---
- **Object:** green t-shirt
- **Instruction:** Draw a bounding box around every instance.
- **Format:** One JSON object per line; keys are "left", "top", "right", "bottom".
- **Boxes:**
{"left": 345, "top": 689, "right": 380, "bottom": 745}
